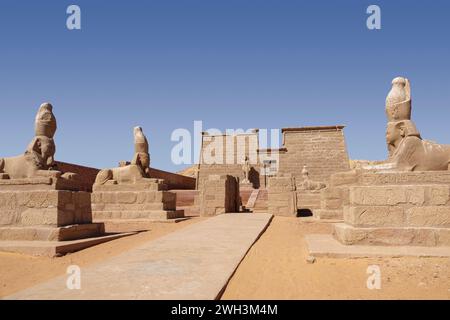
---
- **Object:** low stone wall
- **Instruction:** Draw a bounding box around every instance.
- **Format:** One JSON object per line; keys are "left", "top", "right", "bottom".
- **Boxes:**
{"left": 55, "top": 162, "right": 196, "bottom": 191}
{"left": 55, "top": 161, "right": 99, "bottom": 192}
{"left": 149, "top": 167, "right": 196, "bottom": 190}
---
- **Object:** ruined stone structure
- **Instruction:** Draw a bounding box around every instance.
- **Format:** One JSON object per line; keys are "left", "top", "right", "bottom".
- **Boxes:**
{"left": 277, "top": 126, "right": 350, "bottom": 183}
{"left": 0, "top": 103, "right": 119, "bottom": 256}
{"left": 199, "top": 175, "right": 240, "bottom": 217}
{"left": 196, "top": 125, "right": 350, "bottom": 215}
{"left": 267, "top": 176, "right": 298, "bottom": 217}
{"left": 92, "top": 127, "right": 184, "bottom": 222}
{"left": 197, "top": 130, "right": 260, "bottom": 189}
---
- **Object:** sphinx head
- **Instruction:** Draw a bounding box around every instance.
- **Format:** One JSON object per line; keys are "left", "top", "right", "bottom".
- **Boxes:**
{"left": 131, "top": 151, "right": 150, "bottom": 172}
{"left": 26, "top": 136, "right": 56, "bottom": 169}
{"left": 386, "top": 120, "right": 421, "bottom": 146}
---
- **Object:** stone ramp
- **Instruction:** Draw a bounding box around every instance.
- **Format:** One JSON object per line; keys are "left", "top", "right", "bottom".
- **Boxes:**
{"left": 6, "top": 213, "right": 273, "bottom": 300}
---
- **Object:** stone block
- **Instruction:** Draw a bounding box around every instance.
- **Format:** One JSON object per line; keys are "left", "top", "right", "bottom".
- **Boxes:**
{"left": 437, "top": 229, "right": 450, "bottom": 246}
{"left": 349, "top": 185, "right": 425, "bottom": 206}
{"left": 343, "top": 205, "right": 405, "bottom": 227}
{"left": 333, "top": 223, "right": 444, "bottom": 247}
{"left": 406, "top": 206, "right": 450, "bottom": 227}
{"left": 314, "top": 209, "right": 343, "bottom": 220}
{"left": 426, "top": 186, "right": 450, "bottom": 205}
{"left": 0, "top": 190, "right": 92, "bottom": 227}
{"left": 117, "top": 192, "right": 137, "bottom": 204}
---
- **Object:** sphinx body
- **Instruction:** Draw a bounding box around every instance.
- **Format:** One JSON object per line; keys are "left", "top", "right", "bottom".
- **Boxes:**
{"left": 94, "top": 126, "right": 151, "bottom": 185}
{"left": 387, "top": 137, "right": 450, "bottom": 171}
{"left": 0, "top": 136, "right": 59, "bottom": 179}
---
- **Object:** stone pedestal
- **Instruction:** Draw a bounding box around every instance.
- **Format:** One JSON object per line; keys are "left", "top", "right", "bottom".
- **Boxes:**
{"left": 92, "top": 179, "right": 184, "bottom": 222}
{"left": 199, "top": 175, "right": 239, "bottom": 217}
{"left": 0, "top": 177, "right": 128, "bottom": 256}
{"left": 333, "top": 177, "right": 450, "bottom": 247}
{"left": 296, "top": 190, "right": 321, "bottom": 214}
{"left": 267, "top": 176, "right": 297, "bottom": 217}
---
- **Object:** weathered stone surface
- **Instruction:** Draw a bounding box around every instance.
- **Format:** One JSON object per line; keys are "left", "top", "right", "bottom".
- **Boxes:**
{"left": 0, "top": 224, "right": 104, "bottom": 241}
{"left": 296, "top": 191, "right": 321, "bottom": 209}
{"left": 314, "top": 209, "right": 343, "bottom": 220}
{"left": 306, "top": 234, "right": 450, "bottom": 258}
{"left": 0, "top": 190, "right": 92, "bottom": 227}
{"left": 360, "top": 171, "right": 450, "bottom": 185}
{"left": 278, "top": 127, "right": 350, "bottom": 184}
{"left": 427, "top": 186, "right": 450, "bottom": 205}
{"left": 268, "top": 176, "right": 297, "bottom": 217}
{"left": 349, "top": 185, "right": 425, "bottom": 206}
{"left": 199, "top": 175, "right": 239, "bottom": 217}
{"left": 334, "top": 223, "right": 449, "bottom": 247}
{"left": 343, "top": 206, "right": 405, "bottom": 227}
{"left": 406, "top": 206, "right": 450, "bottom": 227}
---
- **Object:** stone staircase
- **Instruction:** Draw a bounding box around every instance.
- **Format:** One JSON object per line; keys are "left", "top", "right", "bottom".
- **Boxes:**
{"left": 252, "top": 188, "right": 268, "bottom": 213}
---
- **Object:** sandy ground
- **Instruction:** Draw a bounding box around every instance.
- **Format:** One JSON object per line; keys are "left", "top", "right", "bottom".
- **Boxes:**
{"left": 0, "top": 218, "right": 203, "bottom": 298}
{"left": 222, "top": 217, "right": 450, "bottom": 300}
{"left": 1, "top": 215, "right": 449, "bottom": 300}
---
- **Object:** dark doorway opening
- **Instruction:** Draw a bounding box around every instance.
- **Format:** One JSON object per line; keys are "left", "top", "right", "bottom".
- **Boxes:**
{"left": 297, "top": 209, "right": 313, "bottom": 217}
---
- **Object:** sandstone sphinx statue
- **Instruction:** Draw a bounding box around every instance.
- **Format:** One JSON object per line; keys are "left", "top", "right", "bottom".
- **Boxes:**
{"left": 364, "top": 77, "right": 450, "bottom": 172}
{"left": 0, "top": 103, "right": 75, "bottom": 180}
{"left": 91, "top": 127, "right": 183, "bottom": 222}
{"left": 94, "top": 126, "right": 152, "bottom": 185}
{"left": 0, "top": 103, "right": 109, "bottom": 256}
{"left": 298, "top": 166, "right": 326, "bottom": 191}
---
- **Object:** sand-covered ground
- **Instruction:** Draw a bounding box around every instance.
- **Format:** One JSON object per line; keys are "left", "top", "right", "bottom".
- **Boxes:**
{"left": 0, "top": 218, "right": 202, "bottom": 298}
{"left": 222, "top": 217, "right": 450, "bottom": 300}
{"left": 1, "top": 215, "right": 449, "bottom": 300}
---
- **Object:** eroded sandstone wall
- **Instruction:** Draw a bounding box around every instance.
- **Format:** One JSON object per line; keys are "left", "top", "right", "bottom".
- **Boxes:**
{"left": 279, "top": 126, "right": 350, "bottom": 183}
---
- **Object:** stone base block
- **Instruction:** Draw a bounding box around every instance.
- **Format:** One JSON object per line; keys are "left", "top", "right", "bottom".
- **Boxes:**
{"left": 0, "top": 233, "right": 134, "bottom": 257}
{"left": 349, "top": 185, "right": 450, "bottom": 207}
{"left": 99, "top": 218, "right": 190, "bottom": 233}
{"left": 0, "top": 223, "right": 105, "bottom": 241}
{"left": 306, "top": 234, "right": 450, "bottom": 258}
{"left": 92, "top": 179, "right": 168, "bottom": 192}
{"left": 93, "top": 209, "right": 185, "bottom": 221}
{"left": 296, "top": 191, "right": 321, "bottom": 209}
{"left": 92, "top": 190, "right": 176, "bottom": 211}
{"left": 360, "top": 171, "right": 450, "bottom": 186}
{"left": 0, "top": 177, "right": 90, "bottom": 192}
{"left": 0, "top": 189, "right": 92, "bottom": 227}
{"left": 199, "top": 175, "right": 239, "bottom": 217}
{"left": 343, "top": 205, "right": 450, "bottom": 228}
{"left": 334, "top": 223, "right": 450, "bottom": 247}
{"left": 314, "top": 209, "right": 343, "bottom": 220}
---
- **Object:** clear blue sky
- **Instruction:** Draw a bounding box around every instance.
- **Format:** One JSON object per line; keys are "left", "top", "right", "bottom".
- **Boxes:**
{"left": 1, "top": 0, "right": 449, "bottom": 172}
